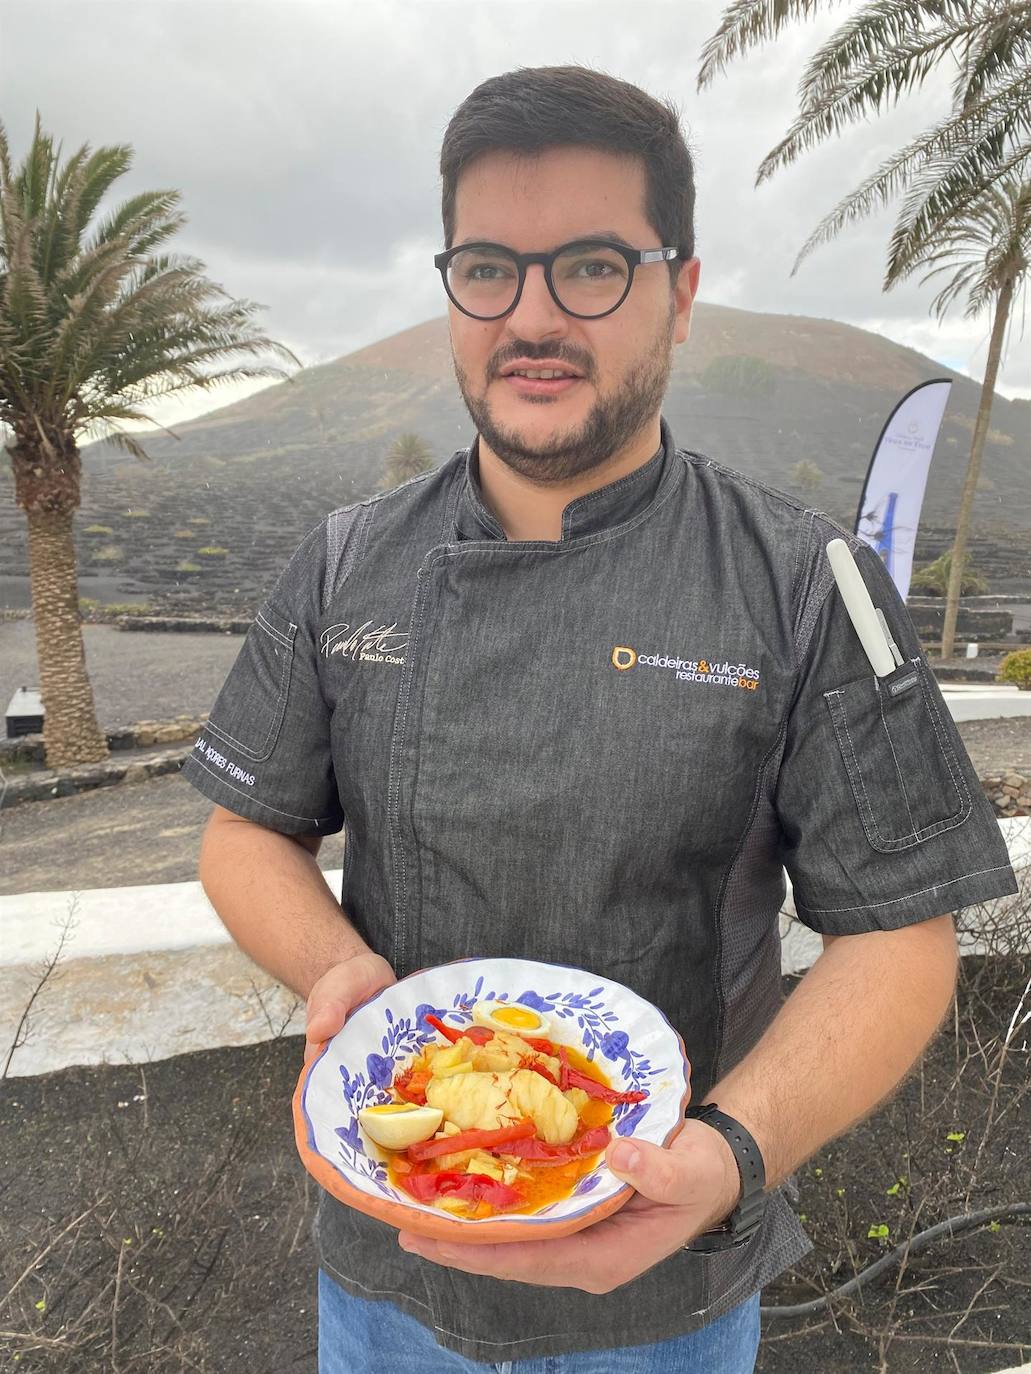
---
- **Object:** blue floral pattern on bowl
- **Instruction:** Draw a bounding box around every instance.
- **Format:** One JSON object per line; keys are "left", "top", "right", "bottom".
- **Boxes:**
{"left": 301, "top": 957, "right": 689, "bottom": 1230}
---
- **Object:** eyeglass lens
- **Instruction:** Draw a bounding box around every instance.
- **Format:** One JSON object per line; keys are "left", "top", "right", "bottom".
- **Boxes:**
{"left": 445, "top": 244, "right": 631, "bottom": 318}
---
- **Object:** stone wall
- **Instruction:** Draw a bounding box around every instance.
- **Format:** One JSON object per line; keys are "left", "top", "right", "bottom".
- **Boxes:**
{"left": 0, "top": 715, "right": 206, "bottom": 766}
{"left": 981, "top": 772, "right": 1031, "bottom": 818}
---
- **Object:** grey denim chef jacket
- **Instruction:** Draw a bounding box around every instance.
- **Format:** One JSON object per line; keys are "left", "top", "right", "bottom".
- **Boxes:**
{"left": 182, "top": 415, "right": 1018, "bottom": 1362}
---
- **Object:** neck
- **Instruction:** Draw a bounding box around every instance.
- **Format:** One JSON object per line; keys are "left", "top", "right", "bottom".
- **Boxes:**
{"left": 476, "top": 419, "right": 663, "bottom": 542}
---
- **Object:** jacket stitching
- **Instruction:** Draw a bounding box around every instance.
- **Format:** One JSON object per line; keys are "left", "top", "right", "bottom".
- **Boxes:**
{"left": 825, "top": 662, "right": 969, "bottom": 851}
{"left": 796, "top": 862, "right": 1016, "bottom": 914}
{"left": 205, "top": 619, "right": 294, "bottom": 762}
{"left": 183, "top": 755, "right": 332, "bottom": 825}
{"left": 876, "top": 676, "right": 918, "bottom": 834}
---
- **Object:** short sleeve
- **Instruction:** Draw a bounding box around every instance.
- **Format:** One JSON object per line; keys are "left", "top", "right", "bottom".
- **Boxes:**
{"left": 180, "top": 521, "right": 344, "bottom": 836}
{"left": 774, "top": 535, "right": 1018, "bottom": 935}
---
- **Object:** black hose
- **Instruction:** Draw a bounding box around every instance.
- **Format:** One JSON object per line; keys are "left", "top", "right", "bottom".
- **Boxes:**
{"left": 760, "top": 1201, "right": 1031, "bottom": 1318}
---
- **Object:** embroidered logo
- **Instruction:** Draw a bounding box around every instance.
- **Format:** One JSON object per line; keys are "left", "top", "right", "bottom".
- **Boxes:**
{"left": 611, "top": 646, "right": 760, "bottom": 691}
{"left": 320, "top": 620, "right": 409, "bottom": 666}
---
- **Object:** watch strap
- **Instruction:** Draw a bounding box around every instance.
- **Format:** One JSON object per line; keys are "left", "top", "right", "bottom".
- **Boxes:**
{"left": 683, "top": 1103, "right": 766, "bottom": 1252}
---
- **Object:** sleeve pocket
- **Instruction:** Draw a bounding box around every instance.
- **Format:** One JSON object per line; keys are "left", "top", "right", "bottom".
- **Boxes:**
{"left": 823, "top": 657, "right": 972, "bottom": 853}
{"left": 205, "top": 604, "right": 298, "bottom": 762}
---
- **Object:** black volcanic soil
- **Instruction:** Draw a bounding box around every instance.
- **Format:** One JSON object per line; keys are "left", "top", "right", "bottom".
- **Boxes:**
{"left": 1, "top": 962, "right": 1027, "bottom": 1373}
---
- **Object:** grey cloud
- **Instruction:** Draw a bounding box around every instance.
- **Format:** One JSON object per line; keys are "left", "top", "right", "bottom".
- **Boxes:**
{"left": 2, "top": 0, "right": 1025, "bottom": 411}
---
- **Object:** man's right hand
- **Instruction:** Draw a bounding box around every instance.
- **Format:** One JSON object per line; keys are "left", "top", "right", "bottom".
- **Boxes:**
{"left": 304, "top": 950, "right": 398, "bottom": 1064}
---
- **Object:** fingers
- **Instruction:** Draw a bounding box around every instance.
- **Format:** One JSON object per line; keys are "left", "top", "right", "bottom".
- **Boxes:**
{"left": 302, "top": 951, "right": 399, "bottom": 1064}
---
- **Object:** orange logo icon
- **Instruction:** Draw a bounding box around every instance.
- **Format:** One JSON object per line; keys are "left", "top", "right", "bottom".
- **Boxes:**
{"left": 611, "top": 646, "right": 637, "bottom": 671}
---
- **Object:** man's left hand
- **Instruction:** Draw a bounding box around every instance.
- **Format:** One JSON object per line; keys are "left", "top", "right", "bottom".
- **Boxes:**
{"left": 395, "top": 1119, "right": 743, "bottom": 1294}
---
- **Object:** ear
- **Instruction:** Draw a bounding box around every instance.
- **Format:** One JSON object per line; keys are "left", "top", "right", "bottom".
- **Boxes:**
{"left": 673, "top": 256, "right": 701, "bottom": 347}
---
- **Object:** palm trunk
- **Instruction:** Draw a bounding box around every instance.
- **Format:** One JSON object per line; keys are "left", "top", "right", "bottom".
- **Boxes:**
{"left": 25, "top": 506, "right": 109, "bottom": 766}
{"left": 10, "top": 423, "right": 109, "bottom": 768}
{"left": 940, "top": 274, "right": 1015, "bottom": 660}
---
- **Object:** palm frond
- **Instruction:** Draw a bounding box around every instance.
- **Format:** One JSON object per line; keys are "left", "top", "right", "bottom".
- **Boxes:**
{"left": 954, "top": 2, "right": 1031, "bottom": 107}
{"left": 885, "top": 132, "right": 1031, "bottom": 281}
{"left": 697, "top": 0, "right": 835, "bottom": 90}
{"left": 758, "top": 21, "right": 983, "bottom": 181}
{"left": 789, "top": 76, "right": 1031, "bottom": 271}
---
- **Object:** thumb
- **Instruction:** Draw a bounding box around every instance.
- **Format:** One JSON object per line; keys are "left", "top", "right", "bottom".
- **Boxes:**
{"left": 605, "top": 1137, "right": 688, "bottom": 1205}
{"left": 306, "top": 997, "right": 347, "bottom": 1040}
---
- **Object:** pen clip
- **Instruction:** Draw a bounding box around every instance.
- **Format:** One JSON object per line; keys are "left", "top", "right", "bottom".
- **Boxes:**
{"left": 875, "top": 608, "right": 904, "bottom": 668}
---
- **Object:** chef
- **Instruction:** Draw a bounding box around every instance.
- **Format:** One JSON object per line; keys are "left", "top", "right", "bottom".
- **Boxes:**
{"left": 182, "top": 63, "right": 1019, "bottom": 1374}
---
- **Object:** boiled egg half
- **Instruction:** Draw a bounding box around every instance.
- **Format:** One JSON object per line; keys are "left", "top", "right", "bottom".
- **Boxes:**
{"left": 471, "top": 1000, "right": 550, "bottom": 1037}
{"left": 357, "top": 1103, "right": 443, "bottom": 1151}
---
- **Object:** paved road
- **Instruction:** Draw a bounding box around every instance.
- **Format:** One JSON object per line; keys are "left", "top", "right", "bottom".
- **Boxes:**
{"left": 1, "top": 620, "right": 244, "bottom": 728}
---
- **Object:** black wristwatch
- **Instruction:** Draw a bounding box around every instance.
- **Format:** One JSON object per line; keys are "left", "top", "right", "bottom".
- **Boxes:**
{"left": 682, "top": 1103, "right": 767, "bottom": 1252}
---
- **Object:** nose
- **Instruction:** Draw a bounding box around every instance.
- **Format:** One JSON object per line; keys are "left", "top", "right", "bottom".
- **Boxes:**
{"left": 503, "top": 262, "right": 569, "bottom": 341}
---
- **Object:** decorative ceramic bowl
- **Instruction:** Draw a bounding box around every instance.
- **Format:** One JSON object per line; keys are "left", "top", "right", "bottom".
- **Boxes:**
{"left": 292, "top": 956, "right": 691, "bottom": 1243}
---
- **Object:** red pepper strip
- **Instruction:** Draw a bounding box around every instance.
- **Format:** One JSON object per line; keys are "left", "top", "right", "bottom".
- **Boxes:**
{"left": 393, "top": 1067, "right": 430, "bottom": 1106}
{"left": 557, "top": 1045, "right": 571, "bottom": 1091}
{"left": 397, "top": 1169, "right": 523, "bottom": 1209}
{"left": 564, "top": 1065, "right": 647, "bottom": 1105}
{"left": 497, "top": 1124, "right": 610, "bottom": 1165}
{"left": 527, "top": 1037, "right": 557, "bottom": 1055}
{"left": 406, "top": 1118, "right": 536, "bottom": 1162}
{"left": 519, "top": 1055, "right": 561, "bottom": 1087}
{"left": 424, "top": 1013, "right": 493, "bottom": 1045}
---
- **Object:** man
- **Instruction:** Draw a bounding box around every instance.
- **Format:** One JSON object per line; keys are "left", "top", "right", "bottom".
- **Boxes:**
{"left": 183, "top": 66, "right": 1019, "bottom": 1373}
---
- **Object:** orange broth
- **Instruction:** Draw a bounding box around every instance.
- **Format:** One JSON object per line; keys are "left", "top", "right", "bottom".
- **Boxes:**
{"left": 385, "top": 1037, "right": 617, "bottom": 1218}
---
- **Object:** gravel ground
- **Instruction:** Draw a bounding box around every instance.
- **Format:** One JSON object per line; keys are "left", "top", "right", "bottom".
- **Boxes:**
{"left": 0, "top": 620, "right": 243, "bottom": 728}
{"left": 0, "top": 773, "right": 345, "bottom": 896}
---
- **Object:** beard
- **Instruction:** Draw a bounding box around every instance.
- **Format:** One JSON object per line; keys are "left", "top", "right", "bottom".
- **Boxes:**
{"left": 452, "top": 305, "right": 675, "bottom": 485}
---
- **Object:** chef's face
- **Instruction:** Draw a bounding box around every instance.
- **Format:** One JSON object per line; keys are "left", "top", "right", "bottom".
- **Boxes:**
{"left": 447, "top": 145, "right": 700, "bottom": 483}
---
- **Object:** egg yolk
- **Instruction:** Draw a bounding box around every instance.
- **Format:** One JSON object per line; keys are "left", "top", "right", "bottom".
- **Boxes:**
{"left": 492, "top": 1006, "right": 541, "bottom": 1031}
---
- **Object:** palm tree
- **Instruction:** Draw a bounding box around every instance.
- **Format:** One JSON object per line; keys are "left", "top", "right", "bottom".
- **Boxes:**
{"left": 0, "top": 116, "right": 297, "bottom": 766}
{"left": 379, "top": 432, "right": 435, "bottom": 490}
{"left": 698, "top": 3, "right": 1030, "bottom": 661}
{"left": 889, "top": 178, "right": 1030, "bottom": 657}
{"left": 698, "top": 2, "right": 1031, "bottom": 270}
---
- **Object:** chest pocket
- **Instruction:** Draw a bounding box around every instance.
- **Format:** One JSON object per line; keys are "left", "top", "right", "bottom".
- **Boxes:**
{"left": 206, "top": 604, "right": 297, "bottom": 762}
{"left": 824, "top": 656, "right": 971, "bottom": 852}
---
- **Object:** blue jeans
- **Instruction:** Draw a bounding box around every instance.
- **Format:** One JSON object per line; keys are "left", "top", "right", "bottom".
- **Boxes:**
{"left": 317, "top": 1268, "right": 761, "bottom": 1373}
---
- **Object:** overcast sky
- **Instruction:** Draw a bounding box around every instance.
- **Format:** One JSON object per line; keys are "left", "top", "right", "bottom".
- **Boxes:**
{"left": 3, "top": 0, "right": 1028, "bottom": 433}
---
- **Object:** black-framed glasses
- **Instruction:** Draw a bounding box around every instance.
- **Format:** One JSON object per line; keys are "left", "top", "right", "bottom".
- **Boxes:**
{"left": 433, "top": 239, "right": 680, "bottom": 321}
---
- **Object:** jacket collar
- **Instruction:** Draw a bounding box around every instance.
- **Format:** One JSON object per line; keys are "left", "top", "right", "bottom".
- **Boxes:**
{"left": 454, "top": 415, "right": 678, "bottom": 543}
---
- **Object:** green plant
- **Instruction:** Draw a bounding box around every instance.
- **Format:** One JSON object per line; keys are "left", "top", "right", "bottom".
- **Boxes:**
{"left": 123, "top": 509, "right": 150, "bottom": 518}
{"left": 82, "top": 524, "right": 113, "bottom": 536}
{"left": 910, "top": 551, "right": 988, "bottom": 597}
{"left": 106, "top": 602, "right": 153, "bottom": 616}
{"left": 701, "top": 354, "right": 777, "bottom": 399}
{"left": 92, "top": 544, "right": 123, "bottom": 563}
{"left": 196, "top": 545, "right": 228, "bottom": 557}
{"left": 173, "top": 528, "right": 195, "bottom": 538}
{"left": 997, "top": 648, "right": 1031, "bottom": 689}
{"left": 188, "top": 516, "right": 211, "bottom": 525}
{"left": 379, "top": 433, "right": 436, "bottom": 490}
{"left": 176, "top": 561, "right": 202, "bottom": 573}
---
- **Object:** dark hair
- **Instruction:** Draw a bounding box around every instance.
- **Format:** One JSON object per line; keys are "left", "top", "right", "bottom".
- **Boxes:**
{"left": 440, "top": 65, "right": 695, "bottom": 285}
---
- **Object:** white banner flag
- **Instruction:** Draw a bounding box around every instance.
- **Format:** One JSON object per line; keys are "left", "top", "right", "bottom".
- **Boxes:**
{"left": 855, "top": 378, "right": 953, "bottom": 600}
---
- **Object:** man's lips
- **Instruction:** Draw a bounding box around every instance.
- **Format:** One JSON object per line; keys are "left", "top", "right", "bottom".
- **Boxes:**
{"left": 497, "top": 372, "right": 585, "bottom": 397}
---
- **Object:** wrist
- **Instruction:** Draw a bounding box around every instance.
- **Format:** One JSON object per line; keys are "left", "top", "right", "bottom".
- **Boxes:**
{"left": 683, "top": 1103, "right": 768, "bottom": 1251}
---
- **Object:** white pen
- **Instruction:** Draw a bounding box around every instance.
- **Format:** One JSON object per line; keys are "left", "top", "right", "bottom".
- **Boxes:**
{"left": 825, "top": 539, "right": 898, "bottom": 677}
